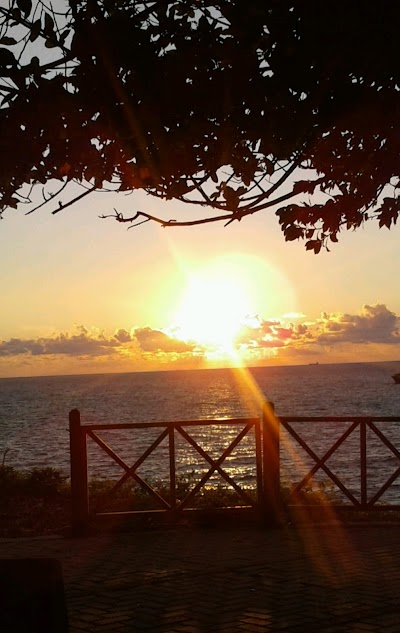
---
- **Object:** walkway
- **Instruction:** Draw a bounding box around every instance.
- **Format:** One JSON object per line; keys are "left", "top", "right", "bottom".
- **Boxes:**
{"left": 1, "top": 523, "right": 400, "bottom": 632}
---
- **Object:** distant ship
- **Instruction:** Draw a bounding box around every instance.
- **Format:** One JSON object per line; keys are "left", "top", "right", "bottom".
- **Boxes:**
{"left": 392, "top": 373, "right": 400, "bottom": 384}
{"left": 309, "top": 362, "right": 319, "bottom": 366}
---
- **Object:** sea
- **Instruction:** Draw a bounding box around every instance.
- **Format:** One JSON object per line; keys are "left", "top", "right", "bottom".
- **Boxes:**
{"left": 1, "top": 361, "right": 400, "bottom": 503}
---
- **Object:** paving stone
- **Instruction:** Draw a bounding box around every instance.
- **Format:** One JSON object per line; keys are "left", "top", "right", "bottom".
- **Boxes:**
{"left": 2, "top": 525, "right": 400, "bottom": 632}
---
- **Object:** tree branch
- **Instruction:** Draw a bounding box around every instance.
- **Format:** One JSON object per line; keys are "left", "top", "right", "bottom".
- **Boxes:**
{"left": 51, "top": 184, "right": 96, "bottom": 215}
{"left": 25, "top": 179, "right": 69, "bottom": 215}
{"left": 103, "top": 187, "right": 301, "bottom": 229}
{"left": 0, "top": 6, "right": 72, "bottom": 56}
{"left": 244, "top": 155, "right": 303, "bottom": 210}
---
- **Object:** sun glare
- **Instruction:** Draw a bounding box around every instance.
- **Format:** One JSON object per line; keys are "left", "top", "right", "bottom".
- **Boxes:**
{"left": 167, "top": 253, "right": 297, "bottom": 359}
{"left": 173, "top": 272, "right": 250, "bottom": 351}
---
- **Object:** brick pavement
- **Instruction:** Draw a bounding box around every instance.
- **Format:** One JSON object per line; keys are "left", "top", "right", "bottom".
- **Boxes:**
{"left": 1, "top": 523, "right": 400, "bottom": 632}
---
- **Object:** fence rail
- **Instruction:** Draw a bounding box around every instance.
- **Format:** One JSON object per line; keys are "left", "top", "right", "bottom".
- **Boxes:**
{"left": 69, "top": 405, "right": 278, "bottom": 535}
{"left": 281, "top": 416, "right": 400, "bottom": 509}
{"left": 69, "top": 409, "right": 400, "bottom": 535}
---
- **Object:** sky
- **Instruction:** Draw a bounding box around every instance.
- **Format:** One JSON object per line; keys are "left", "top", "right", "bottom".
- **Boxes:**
{"left": 1, "top": 184, "right": 400, "bottom": 379}
{"left": 1, "top": 1, "right": 399, "bottom": 378}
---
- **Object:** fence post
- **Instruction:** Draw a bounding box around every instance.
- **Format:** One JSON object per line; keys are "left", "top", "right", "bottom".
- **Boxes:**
{"left": 261, "top": 401, "right": 281, "bottom": 525}
{"left": 168, "top": 424, "right": 177, "bottom": 520}
{"left": 69, "top": 409, "right": 89, "bottom": 536}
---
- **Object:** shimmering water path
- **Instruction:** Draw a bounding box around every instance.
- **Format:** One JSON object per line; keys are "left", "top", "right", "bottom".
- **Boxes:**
{"left": 1, "top": 362, "right": 400, "bottom": 502}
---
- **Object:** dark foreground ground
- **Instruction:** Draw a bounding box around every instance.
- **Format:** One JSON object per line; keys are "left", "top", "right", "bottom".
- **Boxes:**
{"left": 1, "top": 522, "right": 400, "bottom": 632}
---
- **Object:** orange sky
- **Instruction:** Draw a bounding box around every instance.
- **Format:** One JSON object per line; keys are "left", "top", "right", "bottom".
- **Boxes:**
{"left": 1, "top": 190, "right": 400, "bottom": 378}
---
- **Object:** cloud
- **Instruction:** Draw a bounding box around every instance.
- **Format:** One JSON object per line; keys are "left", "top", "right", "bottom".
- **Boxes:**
{"left": 0, "top": 325, "right": 199, "bottom": 361}
{"left": 133, "top": 327, "right": 196, "bottom": 353}
{"left": 0, "top": 338, "right": 45, "bottom": 357}
{"left": 234, "top": 304, "right": 400, "bottom": 354}
{"left": 235, "top": 317, "right": 308, "bottom": 350}
{"left": 0, "top": 324, "right": 200, "bottom": 375}
{"left": 1, "top": 303, "right": 399, "bottom": 377}
{"left": 0, "top": 331, "right": 120, "bottom": 358}
{"left": 113, "top": 328, "right": 132, "bottom": 343}
{"left": 229, "top": 303, "right": 400, "bottom": 365}
{"left": 315, "top": 304, "right": 400, "bottom": 345}
{"left": 283, "top": 312, "right": 306, "bottom": 320}
{"left": 257, "top": 337, "right": 286, "bottom": 349}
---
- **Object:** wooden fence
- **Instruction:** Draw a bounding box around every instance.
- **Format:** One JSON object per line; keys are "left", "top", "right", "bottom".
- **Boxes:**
{"left": 281, "top": 416, "right": 400, "bottom": 509}
{"left": 69, "top": 408, "right": 400, "bottom": 534}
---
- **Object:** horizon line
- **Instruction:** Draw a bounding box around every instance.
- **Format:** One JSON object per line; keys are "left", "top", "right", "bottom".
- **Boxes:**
{"left": 1, "top": 358, "right": 399, "bottom": 381}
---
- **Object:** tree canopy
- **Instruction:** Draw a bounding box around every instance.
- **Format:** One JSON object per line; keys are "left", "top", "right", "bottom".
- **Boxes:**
{"left": 0, "top": 0, "right": 399, "bottom": 252}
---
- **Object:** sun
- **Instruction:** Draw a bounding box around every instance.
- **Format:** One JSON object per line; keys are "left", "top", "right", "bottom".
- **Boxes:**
{"left": 172, "top": 270, "right": 251, "bottom": 351}
{"left": 166, "top": 253, "right": 297, "bottom": 357}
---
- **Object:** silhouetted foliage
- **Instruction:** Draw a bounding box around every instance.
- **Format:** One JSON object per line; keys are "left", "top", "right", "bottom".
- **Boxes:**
{"left": 1, "top": 1, "right": 399, "bottom": 251}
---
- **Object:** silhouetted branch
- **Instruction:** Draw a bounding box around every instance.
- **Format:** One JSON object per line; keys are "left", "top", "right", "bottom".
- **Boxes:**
{"left": 1, "top": 1, "right": 399, "bottom": 251}
{"left": 0, "top": 5, "right": 71, "bottom": 55}
{"left": 25, "top": 180, "right": 69, "bottom": 215}
{"left": 103, "top": 188, "right": 301, "bottom": 230}
{"left": 51, "top": 185, "right": 96, "bottom": 215}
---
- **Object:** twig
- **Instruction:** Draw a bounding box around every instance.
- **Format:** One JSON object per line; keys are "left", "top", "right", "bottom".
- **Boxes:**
{"left": 52, "top": 185, "right": 96, "bottom": 214}
{"left": 103, "top": 186, "right": 301, "bottom": 229}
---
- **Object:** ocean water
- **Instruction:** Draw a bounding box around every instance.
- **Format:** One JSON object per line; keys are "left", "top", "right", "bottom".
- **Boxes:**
{"left": 1, "top": 362, "right": 400, "bottom": 503}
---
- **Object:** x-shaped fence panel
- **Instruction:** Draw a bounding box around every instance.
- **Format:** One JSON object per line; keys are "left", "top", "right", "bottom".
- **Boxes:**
{"left": 69, "top": 410, "right": 263, "bottom": 530}
{"left": 69, "top": 410, "right": 400, "bottom": 534}
{"left": 280, "top": 416, "right": 400, "bottom": 508}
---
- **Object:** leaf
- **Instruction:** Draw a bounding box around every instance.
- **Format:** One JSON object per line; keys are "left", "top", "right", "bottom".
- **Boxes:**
{"left": 235, "top": 186, "right": 246, "bottom": 196}
{"left": 305, "top": 240, "right": 322, "bottom": 254}
{"left": 378, "top": 197, "right": 400, "bottom": 229}
{"left": 139, "top": 167, "right": 151, "bottom": 181}
{"left": 44, "top": 13, "right": 54, "bottom": 36}
{"left": 45, "top": 39, "right": 58, "bottom": 49}
{"left": 293, "top": 179, "right": 323, "bottom": 195}
{"left": 198, "top": 15, "right": 209, "bottom": 31}
{"left": 29, "top": 19, "right": 42, "bottom": 43}
{"left": 284, "top": 225, "right": 304, "bottom": 241}
{"left": 59, "top": 162, "right": 71, "bottom": 177}
{"left": 0, "top": 48, "right": 16, "bottom": 69}
{"left": 275, "top": 203, "right": 301, "bottom": 226}
{"left": 7, "top": 197, "right": 18, "bottom": 209}
{"left": 169, "top": 4, "right": 179, "bottom": 16}
{"left": 0, "top": 37, "right": 17, "bottom": 46}
{"left": 84, "top": 164, "right": 96, "bottom": 182}
{"left": 1, "top": 90, "right": 16, "bottom": 106}
{"left": 210, "top": 172, "right": 218, "bottom": 183}
{"left": 222, "top": 185, "right": 238, "bottom": 206}
{"left": 10, "top": 8, "right": 21, "bottom": 23}
{"left": 17, "top": 0, "right": 32, "bottom": 17}
{"left": 263, "top": 158, "right": 274, "bottom": 176}
{"left": 59, "top": 29, "right": 71, "bottom": 44}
